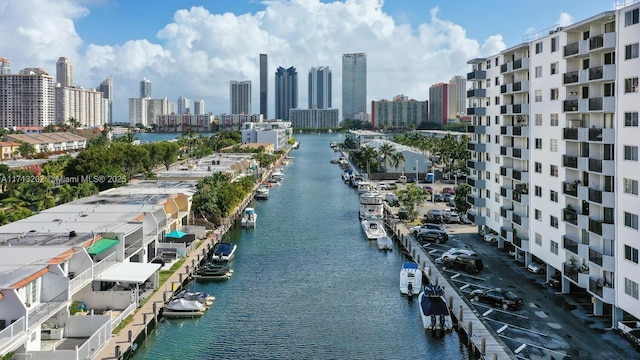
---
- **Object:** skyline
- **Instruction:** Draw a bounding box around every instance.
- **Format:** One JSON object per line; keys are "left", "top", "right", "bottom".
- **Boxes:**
{"left": 0, "top": 0, "right": 620, "bottom": 123}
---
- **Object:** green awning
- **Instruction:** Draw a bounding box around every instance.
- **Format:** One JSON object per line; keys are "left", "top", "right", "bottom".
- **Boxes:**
{"left": 87, "top": 238, "right": 119, "bottom": 256}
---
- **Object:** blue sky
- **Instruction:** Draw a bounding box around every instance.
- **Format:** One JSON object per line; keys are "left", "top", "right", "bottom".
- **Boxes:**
{"left": 0, "top": 0, "right": 617, "bottom": 123}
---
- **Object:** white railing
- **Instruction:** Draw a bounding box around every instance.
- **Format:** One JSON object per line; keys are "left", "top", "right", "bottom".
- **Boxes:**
{"left": 93, "top": 252, "right": 117, "bottom": 277}
{"left": 110, "top": 301, "right": 136, "bottom": 329}
{"left": 0, "top": 317, "right": 26, "bottom": 351}
{"left": 69, "top": 268, "right": 93, "bottom": 294}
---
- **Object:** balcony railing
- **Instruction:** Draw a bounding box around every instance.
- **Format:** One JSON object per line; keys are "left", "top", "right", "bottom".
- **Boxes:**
{"left": 588, "top": 128, "right": 603, "bottom": 141}
{"left": 589, "top": 35, "right": 604, "bottom": 50}
{"left": 588, "top": 65, "right": 604, "bottom": 80}
{"left": 563, "top": 155, "right": 578, "bottom": 168}
{"left": 563, "top": 208, "right": 578, "bottom": 226}
{"left": 588, "top": 188, "right": 603, "bottom": 204}
{"left": 563, "top": 128, "right": 579, "bottom": 140}
{"left": 564, "top": 42, "right": 580, "bottom": 56}
{"left": 589, "top": 218, "right": 603, "bottom": 235}
{"left": 467, "top": 70, "right": 486, "bottom": 80}
{"left": 564, "top": 263, "right": 579, "bottom": 282}
{"left": 563, "top": 181, "right": 579, "bottom": 197}
{"left": 589, "top": 248, "right": 603, "bottom": 266}
{"left": 563, "top": 70, "right": 579, "bottom": 84}
{"left": 589, "top": 159, "right": 602, "bottom": 173}
{"left": 563, "top": 236, "right": 579, "bottom": 255}
{"left": 563, "top": 99, "right": 579, "bottom": 112}
{"left": 513, "top": 213, "right": 522, "bottom": 225}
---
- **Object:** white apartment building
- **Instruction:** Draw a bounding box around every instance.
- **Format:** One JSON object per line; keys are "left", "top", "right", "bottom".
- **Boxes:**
{"left": 55, "top": 85, "right": 104, "bottom": 127}
{"left": 288, "top": 108, "right": 340, "bottom": 129}
{"left": 0, "top": 68, "right": 55, "bottom": 128}
{"left": 129, "top": 97, "right": 170, "bottom": 127}
{"left": 466, "top": 2, "right": 640, "bottom": 326}
{"left": 241, "top": 121, "right": 293, "bottom": 150}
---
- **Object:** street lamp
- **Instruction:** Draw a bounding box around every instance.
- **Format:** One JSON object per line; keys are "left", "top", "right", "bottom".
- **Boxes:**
{"left": 415, "top": 159, "right": 419, "bottom": 184}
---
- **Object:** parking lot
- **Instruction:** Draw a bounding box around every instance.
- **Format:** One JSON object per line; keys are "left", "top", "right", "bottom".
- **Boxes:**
{"left": 379, "top": 179, "right": 639, "bottom": 359}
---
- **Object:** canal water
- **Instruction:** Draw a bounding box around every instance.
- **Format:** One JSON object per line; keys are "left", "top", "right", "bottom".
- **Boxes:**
{"left": 132, "top": 133, "right": 470, "bottom": 359}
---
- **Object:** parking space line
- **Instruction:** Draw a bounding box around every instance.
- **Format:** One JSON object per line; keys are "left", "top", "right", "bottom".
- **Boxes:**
{"left": 514, "top": 344, "right": 527, "bottom": 354}
{"left": 499, "top": 334, "right": 568, "bottom": 358}
{"left": 450, "top": 273, "right": 460, "bottom": 279}
{"left": 483, "top": 309, "right": 494, "bottom": 316}
{"left": 497, "top": 324, "right": 509, "bottom": 333}
{"left": 428, "top": 249, "right": 439, "bottom": 254}
{"left": 485, "top": 316, "right": 541, "bottom": 333}
{"left": 459, "top": 284, "right": 470, "bottom": 290}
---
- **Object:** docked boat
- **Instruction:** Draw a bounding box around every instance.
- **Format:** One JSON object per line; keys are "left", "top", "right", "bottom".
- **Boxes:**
{"left": 255, "top": 184, "right": 270, "bottom": 199}
{"left": 418, "top": 284, "right": 453, "bottom": 331}
{"left": 162, "top": 298, "right": 207, "bottom": 318}
{"left": 211, "top": 242, "right": 237, "bottom": 261}
{"left": 241, "top": 207, "right": 257, "bottom": 227}
{"left": 399, "top": 262, "right": 423, "bottom": 297}
{"left": 356, "top": 180, "right": 372, "bottom": 194}
{"left": 175, "top": 291, "right": 216, "bottom": 307}
{"left": 270, "top": 167, "right": 285, "bottom": 181}
{"left": 376, "top": 235, "right": 393, "bottom": 251}
{"left": 359, "top": 191, "right": 384, "bottom": 219}
{"left": 193, "top": 263, "right": 233, "bottom": 281}
{"left": 361, "top": 217, "right": 387, "bottom": 241}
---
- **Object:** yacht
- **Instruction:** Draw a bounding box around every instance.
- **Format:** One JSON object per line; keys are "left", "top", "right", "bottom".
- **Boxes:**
{"left": 270, "top": 167, "right": 285, "bottom": 181}
{"left": 361, "top": 217, "right": 387, "bottom": 241}
{"left": 376, "top": 235, "right": 393, "bottom": 251}
{"left": 357, "top": 180, "right": 373, "bottom": 194}
{"left": 418, "top": 284, "right": 453, "bottom": 331}
{"left": 211, "top": 242, "right": 237, "bottom": 261}
{"left": 255, "top": 184, "right": 270, "bottom": 200}
{"left": 162, "top": 298, "right": 207, "bottom": 318}
{"left": 399, "top": 262, "right": 423, "bottom": 297}
{"left": 241, "top": 207, "right": 257, "bottom": 227}
{"left": 359, "top": 192, "right": 384, "bottom": 219}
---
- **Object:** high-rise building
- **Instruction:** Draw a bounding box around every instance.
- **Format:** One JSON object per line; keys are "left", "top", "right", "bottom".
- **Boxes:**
{"left": 341, "top": 53, "right": 367, "bottom": 121}
{"left": 140, "top": 78, "right": 152, "bottom": 98}
{"left": 98, "top": 77, "right": 113, "bottom": 124}
{"left": 275, "top": 66, "right": 298, "bottom": 120}
{"left": 0, "top": 67, "right": 55, "bottom": 127}
{"left": 55, "top": 85, "right": 103, "bottom": 127}
{"left": 308, "top": 66, "right": 332, "bottom": 109}
{"left": 193, "top": 100, "right": 205, "bottom": 115}
{"left": 428, "top": 82, "right": 449, "bottom": 125}
{"left": 129, "top": 97, "right": 169, "bottom": 127}
{"left": 371, "top": 96, "right": 428, "bottom": 130}
{"left": 177, "top": 96, "right": 191, "bottom": 114}
{"left": 289, "top": 108, "right": 339, "bottom": 129}
{"left": 466, "top": 2, "right": 640, "bottom": 327}
{"left": 0, "top": 57, "right": 11, "bottom": 75}
{"left": 230, "top": 81, "right": 252, "bottom": 114}
{"left": 56, "top": 57, "right": 72, "bottom": 87}
{"left": 260, "top": 54, "right": 268, "bottom": 118}
{"left": 449, "top": 75, "right": 467, "bottom": 118}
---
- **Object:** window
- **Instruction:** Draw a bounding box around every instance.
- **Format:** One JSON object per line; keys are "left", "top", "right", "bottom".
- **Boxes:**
{"left": 495, "top": 116, "right": 499, "bottom": 125}
{"left": 535, "top": 185, "right": 542, "bottom": 197}
{"left": 625, "top": 278, "right": 639, "bottom": 299}
{"left": 535, "top": 138, "right": 542, "bottom": 149}
{"left": 495, "top": 96, "right": 500, "bottom": 105}
{"left": 535, "top": 42, "right": 543, "bottom": 54}
{"left": 625, "top": 8, "right": 639, "bottom": 26}
{"left": 495, "top": 135, "right": 499, "bottom": 143}
{"left": 550, "top": 114, "right": 559, "bottom": 126}
{"left": 604, "top": 83, "right": 615, "bottom": 97}
{"left": 495, "top": 155, "right": 500, "bottom": 164}
{"left": 550, "top": 164, "right": 558, "bottom": 177}
{"left": 625, "top": 178, "right": 639, "bottom": 195}
{"left": 487, "top": 78, "right": 491, "bottom": 87}
{"left": 535, "top": 209, "right": 542, "bottom": 220}
{"left": 625, "top": 43, "right": 639, "bottom": 59}
{"left": 604, "top": 21, "right": 615, "bottom": 33}
{"left": 495, "top": 76, "right": 500, "bottom": 85}
{"left": 486, "top": 60, "right": 491, "bottom": 69}
{"left": 535, "top": 90, "right": 542, "bottom": 102}
{"left": 625, "top": 145, "right": 639, "bottom": 161}
{"left": 550, "top": 88, "right": 559, "bottom": 100}
{"left": 550, "top": 190, "right": 558, "bottom": 202}
{"left": 535, "top": 162, "right": 542, "bottom": 173}
{"left": 535, "top": 233, "right": 542, "bottom": 246}
{"left": 495, "top": 173, "right": 500, "bottom": 183}
{"left": 494, "top": 192, "right": 500, "bottom": 202}
{"left": 535, "top": 114, "right": 542, "bottom": 126}
{"left": 550, "top": 139, "right": 558, "bottom": 152}
{"left": 625, "top": 77, "right": 639, "bottom": 93}
{"left": 550, "top": 62, "right": 558, "bottom": 74}
{"left": 625, "top": 211, "right": 639, "bottom": 229}
{"left": 550, "top": 239, "right": 559, "bottom": 254}
{"left": 604, "top": 51, "right": 615, "bottom": 65}
{"left": 535, "top": 66, "right": 542, "bottom": 78}
{"left": 626, "top": 112, "right": 639, "bottom": 127}
{"left": 551, "top": 37, "right": 558, "bottom": 52}
{"left": 625, "top": 245, "right": 639, "bottom": 263}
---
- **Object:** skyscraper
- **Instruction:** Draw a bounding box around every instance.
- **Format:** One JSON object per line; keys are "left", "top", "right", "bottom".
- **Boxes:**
{"left": 341, "top": 53, "right": 367, "bottom": 121}
{"left": 0, "top": 67, "right": 55, "bottom": 127}
{"left": 428, "top": 82, "right": 449, "bottom": 125}
{"left": 140, "top": 78, "right": 152, "bottom": 98}
{"left": 193, "top": 100, "right": 205, "bottom": 115}
{"left": 449, "top": 75, "right": 467, "bottom": 118}
{"left": 56, "top": 57, "right": 72, "bottom": 87}
{"left": 260, "top": 54, "right": 268, "bottom": 119}
{"left": 308, "top": 66, "right": 332, "bottom": 109}
{"left": 0, "top": 57, "right": 11, "bottom": 75}
{"left": 177, "top": 96, "right": 191, "bottom": 114}
{"left": 230, "top": 80, "right": 252, "bottom": 114}
{"left": 98, "top": 77, "right": 113, "bottom": 124}
{"left": 275, "top": 66, "right": 298, "bottom": 120}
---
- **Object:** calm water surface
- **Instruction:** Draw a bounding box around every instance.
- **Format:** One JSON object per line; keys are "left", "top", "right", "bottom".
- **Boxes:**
{"left": 133, "top": 133, "right": 470, "bottom": 360}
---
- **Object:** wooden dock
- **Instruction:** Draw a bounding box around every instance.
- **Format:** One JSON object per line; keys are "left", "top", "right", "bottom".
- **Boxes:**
{"left": 387, "top": 218, "right": 516, "bottom": 360}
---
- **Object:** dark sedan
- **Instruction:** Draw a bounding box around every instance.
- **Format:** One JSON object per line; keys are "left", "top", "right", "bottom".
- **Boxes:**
{"left": 470, "top": 288, "right": 524, "bottom": 310}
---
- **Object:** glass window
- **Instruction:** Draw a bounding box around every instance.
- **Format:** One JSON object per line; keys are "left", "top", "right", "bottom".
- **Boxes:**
{"left": 551, "top": 37, "right": 558, "bottom": 52}
{"left": 535, "top": 90, "right": 542, "bottom": 102}
{"left": 625, "top": 145, "right": 639, "bottom": 161}
{"left": 535, "top": 185, "right": 542, "bottom": 197}
{"left": 625, "top": 278, "right": 639, "bottom": 300}
{"left": 550, "top": 62, "right": 558, "bottom": 74}
{"left": 625, "top": 245, "right": 639, "bottom": 263}
{"left": 535, "top": 138, "right": 542, "bottom": 149}
{"left": 535, "top": 162, "right": 542, "bottom": 173}
{"left": 550, "top": 164, "right": 558, "bottom": 177}
{"left": 550, "top": 88, "right": 559, "bottom": 100}
{"left": 550, "top": 139, "right": 558, "bottom": 152}
{"left": 535, "top": 114, "right": 542, "bottom": 126}
{"left": 625, "top": 8, "right": 639, "bottom": 26}
{"left": 625, "top": 112, "right": 639, "bottom": 126}
{"left": 550, "top": 114, "right": 559, "bottom": 126}
{"left": 535, "top": 209, "right": 541, "bottom": 220}
{"left": 625, "top": 211, "right": 639, "bottom": 229}
{"left": 550, "top": 190, "right": 558, "bottom": 202}
{"left": 625, "top": 77, "right": 639, "bottom": 93}
{"left": 624, "top": 178, "right": 639, "bottom": 195}
{"left": 535, "top": 232, "right": 542, "bottom": 245}
{"left": 535, "top": 42, "right": 543, "bottom": 54}
{"left": 535, "top": 66, "right": 542, "bottom": 78}
{"left": 550, "top": 239, "right": 559, "bottom": 253}
{"left": 625, "top": 43, "right": 639, "bottom": 60}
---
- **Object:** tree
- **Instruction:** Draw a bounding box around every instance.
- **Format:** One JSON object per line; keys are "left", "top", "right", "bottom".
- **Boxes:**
{"left": 390, "top": 151, "right": 406, "bottom": 176}
{"left": 67, "top": 117, "right": 81, "bottom": 128}
{"left": 396, "top": 184, "right": 428, "bottom": 221}
{"left": 17, "top": 142, "right": 36, "bottom": 159}
{"left": 454, "top": 183, "right": 472, "bottom": 215}
{"left": 377, "top": 142, "right": 395, "bottom": 173}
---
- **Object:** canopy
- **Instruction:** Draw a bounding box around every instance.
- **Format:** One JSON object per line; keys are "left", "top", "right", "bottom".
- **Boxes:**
{"left": 166, "top": 230, "right": 187, "bottom": 238}
{"left": 95, "top": 262, "right": 161, "bottom": 283}
{"left": 87, "top": 238, "right": 119, "bottom": 256}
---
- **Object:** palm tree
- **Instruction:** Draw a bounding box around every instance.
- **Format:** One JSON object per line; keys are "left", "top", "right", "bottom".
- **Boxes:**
{"left": 377, "top": 142, "right": 395, "bottom": 173}
{"left": 17, "top": 142, "right": 36, "bottom": 159}
{"left": 391, "top": 151, "right": 406, "bottom": 176}
{"left": 359, "top": 146, "right": 379, "bottom": 177}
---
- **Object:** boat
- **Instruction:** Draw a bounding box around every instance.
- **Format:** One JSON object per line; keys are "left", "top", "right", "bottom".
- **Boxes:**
{"left": 357, "top": 180, "right": 373, "bottom": 194}
{"left": 241, "top": 207, "right": 257, "bottom": 228}
{"left": 193, "top": 263, "right": 233, "bottom": 281}
{"left": 399, "top": 262, "right": 423, "bottom": 297}
{"left": 270, "top": 167, "right": 285, "bottom": 181}
{"left": 292, "top": 142, "right": 300, "bottom": 149}
{"left": 359, "top": 191, "right": 384, "bottom": 219}
{"left": 267, "top": 177, "right": 280, "bottom": 186}
{"left": 376, "top": 235, "right": 393, "bottom": 251}
{"left": 361, "top": 217, "right": 387, "bottom": 241}
{"left": 211, "top": 242, "right": 237, "bottom": 261}
{"left": 342, "top": 169, "right": 354, "bottom": 183}
{"left": 255, "top": 184, "right": 270, "bottom": 199}
{"left": 174, "top": 291, "right": 216, "bottom": 307}
{"left": 162, "top": 298, "right": 207, "bottom": 318}
{"left": 418, "top": 284, "right": 453, "bottom": 331}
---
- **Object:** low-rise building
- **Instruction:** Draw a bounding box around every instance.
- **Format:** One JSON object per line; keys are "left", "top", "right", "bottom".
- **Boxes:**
{"left": 7, "top": 133, "right": 87, "bottom": 153}
{"left": 241, "top": 121, "right": 293, "bottom": 150}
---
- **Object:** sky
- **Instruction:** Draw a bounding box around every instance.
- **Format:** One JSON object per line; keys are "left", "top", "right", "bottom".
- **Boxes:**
{"left": 0, "top": 0, "right": 620, "bottom": 123}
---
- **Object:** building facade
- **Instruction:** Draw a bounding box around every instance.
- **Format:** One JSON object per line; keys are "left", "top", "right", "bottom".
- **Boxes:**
{"left": 140, "top": 78, "right": 152, "bottom": 98}
{"left": 466, "top": 2, "right": 640, "bottom": 326}
{"left": 0, "top": 67, "right": 55, "bottom": 128}
{"left": 260, "top": 54, "right": 268, "bottom": 119}
{"left": 218, "top": 113, "right": 263, "bottom": 130}
{"left": 230, "top": 80, "right": 252, "bottom": 115}
{"left": 449, "top": 75, "right": 467, "bottom": 119}
{"left": 55, "top": 85, "right": 104, "bottom": 127}
{"left": 192, "top": 100, "right": 205, "bottom": 115}
{"left": 370, "top": 96, "right": 428, "bottom": 130}
{"left": 308, "top": 66, "right": 332, "bottom": 109}
{"left": 342, "top": 53, "right": 367, "bottom": 121}
{"left": 129, "top": 97, "right": 169, "bottom": 127}
{"left": 428, "top": 82, "right": 449, "bottom": 125}
{"left": 156, "top": 113, "right": 214, "bottom": 132}
{"left": 177, "top": 96, "right": 191, "bottom": 114}
{"left": 275, "top": 66, "right": 298, "bottom": 120}
{"left": 55, "top": 57, "right": 72, "bottom": 87}
{"left": 98, "top": 77, "right": 113, "bottom": 124}
{"left": 288, "top": 108, "right": 339, "bottom": 129}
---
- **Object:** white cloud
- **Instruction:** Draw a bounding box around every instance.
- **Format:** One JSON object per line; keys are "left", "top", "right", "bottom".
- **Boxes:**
{"left": 558, "top": 12, "right": 573, "bottom": 27}
{"left": 0, "top": 0, "right": 508, "bottom": 122}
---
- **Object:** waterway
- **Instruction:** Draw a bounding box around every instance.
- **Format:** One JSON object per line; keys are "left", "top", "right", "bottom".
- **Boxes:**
{"left": 132, "top": 133, "right": 470, "bottom": 359}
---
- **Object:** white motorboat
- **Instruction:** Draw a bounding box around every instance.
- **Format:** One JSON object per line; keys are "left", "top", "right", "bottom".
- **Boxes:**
{"left": 241, "top": 207, "right": 257, "bottom": 227}
{"left": 193, "top": 262, "right": 234, "bottom": 281}
{"left": 359, "top": 191, "right": 384, "bottom": 219}
{"left": 162, "top": 298, "right": 207, "bottom": 318}
{"left": 174, "top": 291, "right": 216, "bottom": 307}
{"left": 211, "top": 242, "right": 237, "bottom": 261}
{"left": 399, "top": 262, "right": 423, "bottom": 297}
{"left": 376, "top": 235, "right": 393, "bottom": 251}
{"left": 357, "top": 180, "right": 373, "bottom": 194}
{"left": 270, "top": 167, "right": 285, "bottom": 180}
{"left": 255, "top": 184, "right": 270, "bottom": 199}
{"left": 418, "top": 284, "right": 453, "bottom": 331}
{"left": 361, "top": 217, "right": 386, "bottom": 241}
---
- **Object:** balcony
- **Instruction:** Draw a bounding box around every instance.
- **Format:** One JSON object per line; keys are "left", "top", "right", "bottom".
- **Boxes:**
{"left": 467, "top": 159, "right": 487, "bottom": 171}
{"left": 467, "top": 88, "right": 486, "bottom": 98}
{"left": 501, "top": 58, "right": 530, "bottom": 74}
{"left": 467, "top": 142, "right": 487, "bottom": 152}
{"left": 467, "top": 212, "right": 486, "bottom": 226}
{"left": 587, "top": 127, "right": 615, "bottom": 142}
{"left": 466, "top": 125, "right": 487, "bottom": 134}
{"left": 588, "top": 188, "right": 614, "bottom": 207}
{"left": 562, "top": 155, "right": 578, "bottom": 169}
{"left": 589, "top": 248, "right": 615, "bottom": 271}
{"left": 563, "top": 208, "right": 578, "bottom": 226}
{"left": 513, "top": 235, "right": 529, "bottom": 251}
{"left": 563, "top": 262, "right": 579, "bottom": 283}
{"left": 500, "top": 207, "right": 513, "bottom": 221}
{"left": 588, "top": 218, "right": 615, "bottom": 238}
{"left": 466, "top": 177, "right": 486, "bottom": 189}
{"left": 512, "top": 147, "right": 529, "bottom": 159}
{"left": 563, "top": 181, "right": 579, "bottom": 197}
{"left": 564, "top": 262, "right": 590, "bottom": 288}
{"left": 588, "top": 158, "right": 615, "bottom": 175}
{"left": 500, "top": 166, "right": 512, "bottom": 178}
{"left": 563, "top": 70, "right": 579, "bottom": 84}
{"left": 467, "top": 70, "right": 486, "bottom": 80}
{"left": 512, "top": 169, "right": 529, "bottom": 183}
{"left": 467, "top": 107, "right": 487, "bottom": 116}
{"left": 563, "top": 99, "right": 579, "bottom": 112}
{"left": 589, "top": 277, "right": 615, "bottom": 304}
{"left": 512, "top": 190, "right": 529, "bottom": 204}
{"left": 563, "top": 236, "right": 579, "bottom": 255}
{"left": 467, "top": 194, "right": 487, "bottom": 207}
{"left": 563, "top": 128, "right": 579, "bottom": 140}
{"left": 500, "top": 146, "right": 510, "bottom": 156}
{"left": 500, "top": 186, "right": 512, "bottom": 198}
{"left": 587, "top": 97, "right": 615, "bottom": 112}
{"left": 588, "top": 32, "right": 616, "bottom": 52}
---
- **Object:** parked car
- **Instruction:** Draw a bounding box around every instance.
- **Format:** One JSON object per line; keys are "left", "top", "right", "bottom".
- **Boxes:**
{"left": 385, "top": 193, "right": 399, "bottom": 206}
{"left": 422, "top": 185, "right": 433, "bottom": 193}
{"left": 443, "top": 254, "right": 483, "bottom": 274}
{"left": 442, "top": 187, "right": 455, "bottom": 195}
{"left": 433, "top": 193, "right": 444, "bottom": 202}
{"left": 387, "top": 182, "right": 398, "bottom": 190}
{"left": 426, "top": 209, "right": 444, "bottom": 223}
{"left": 527, "top": 262, "right": 545, "bottom": 274}
{"left": 438, "top": 248, "right": 477, "bottom": 262}
{"left": 407, "top": 176, "right": 417, "bottom": 183}
{"left": 378, "top": 182, "right": 387, "bottom": 190}
{"left": 416, "top": 229, "right": 449, "bottom": 244}
{"left": 470, "top": 288, "right": 524, "bottom": 310}
{"left": 459, "top": 214, "right": 473, "bottom": 224}
{"left": 411, "top": 223, "right": 445, "bottom": 235}
{"left": 447, "top": 211, "right": 461, "bottom": 224}
{"left": 443, "top": 193, "right": 454, "bottom": 202}
{"left": 484, "top": 234, "right": 499, "bottom": 243}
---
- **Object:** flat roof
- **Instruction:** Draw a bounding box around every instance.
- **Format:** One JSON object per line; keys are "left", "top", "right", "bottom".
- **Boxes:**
{"left": 94, "top": 262, "right": 161, "bottom": 283}
{"left": 0, "top": 246, "right": 72, "bottom": 288}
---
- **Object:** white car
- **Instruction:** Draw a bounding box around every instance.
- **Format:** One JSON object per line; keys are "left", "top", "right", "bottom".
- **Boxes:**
{"left": 527, "top": 262, "right": 545, "bottom": 274}
{"left": 437, "top": 248, "right": 477, "bottom": 262}
{"left": 484, "top": 234, "right": 498, "bottom": 243}
{"left": 447, "top": 211, "right": 460, "bottom": 223}
{"left": 379, "top": 182, "right": 387, "bottom": 190}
